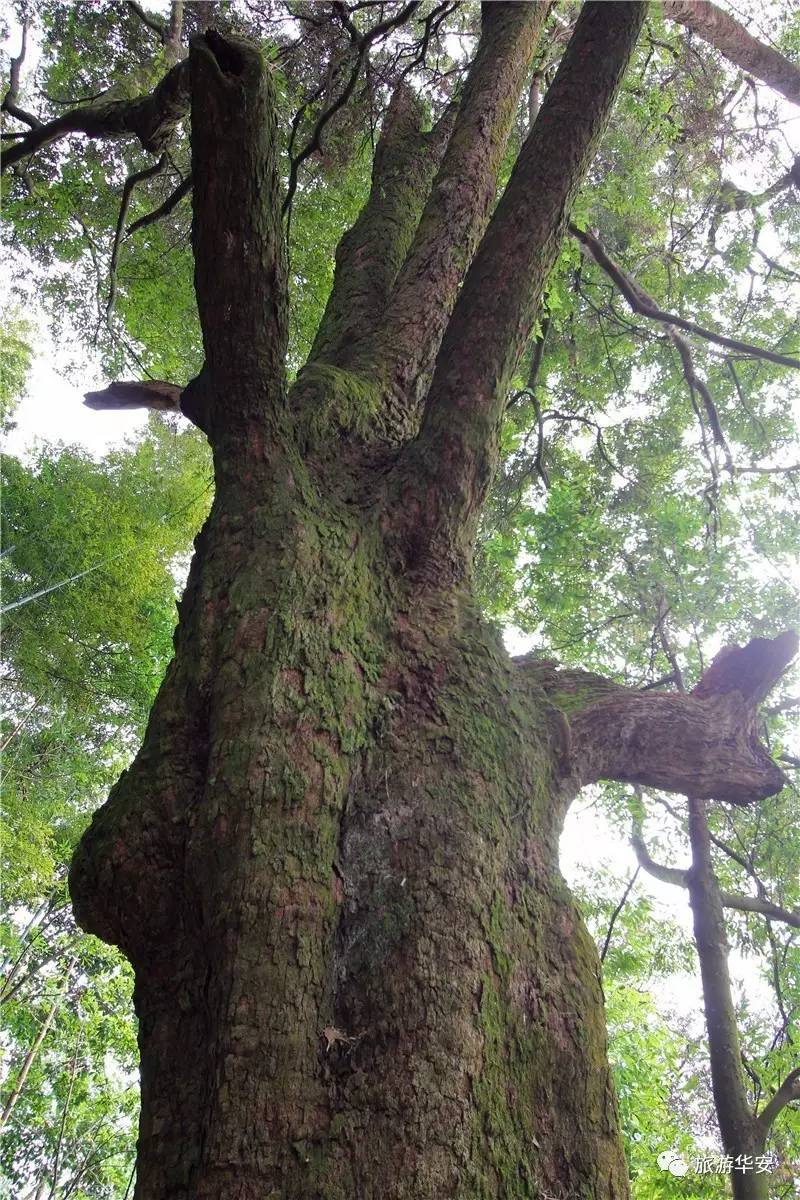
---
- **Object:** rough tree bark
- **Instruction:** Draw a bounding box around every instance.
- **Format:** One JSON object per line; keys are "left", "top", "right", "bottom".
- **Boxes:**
{"left": 40, "top": 4, "right": 792, "bottom": 1198}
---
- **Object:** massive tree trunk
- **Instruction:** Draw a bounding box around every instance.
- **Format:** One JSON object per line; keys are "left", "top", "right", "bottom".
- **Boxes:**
{"left": 64, "top": 5, "right": 793, "bottom": 1197}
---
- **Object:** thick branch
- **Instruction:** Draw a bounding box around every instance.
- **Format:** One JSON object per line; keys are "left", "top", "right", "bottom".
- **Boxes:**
{"left": 663, "top": 1, "right": 800, "bottom": 107}
{"left": 84, "top": 370, "right": 212, "bottom": 433}
{"left": 84, "top": 380, "right": 183, "bottom": 415}
{"left": 756, "top": 1068, "right": 800, "bottom": 1138}
{"left": 631, "top": 824, "right": 688, "bottom": 887}
{"left": 305, "top": 84, "right": 452, "bottom": 371}
{"left": 400, "top": 3, "right": 646, "bottom": 573}
{"left": 712, "top": 160, "right": 800, "bottom": 224}
{"left": 189, "top": 31, "right": 287, "bottom": 438}
{"left": 571, "top": 223, "right": 800, "bottom": 369}
{"left": 1, "top": 58, "right": 190, "bottom": 171}
{"left": 520, "top": 631, "right": 797, "bottom": 805}
{"left": 364, "top": 2, "right": 549, "bottom": 418}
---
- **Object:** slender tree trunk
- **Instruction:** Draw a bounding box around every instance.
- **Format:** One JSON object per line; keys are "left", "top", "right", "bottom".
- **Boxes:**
{"left": 0, "top": 995, "right": 60, "bottom": 1134}
{"left": 686, "top": 796, "right": 768, "bottom": 1200}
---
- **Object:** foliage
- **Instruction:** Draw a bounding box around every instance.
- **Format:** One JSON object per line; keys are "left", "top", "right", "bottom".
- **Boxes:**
{"left": 0, "top": 309, "right": 33, "bottom": 433}
{"left": 1, "top": 418, "right": 211, "bottom": 1194}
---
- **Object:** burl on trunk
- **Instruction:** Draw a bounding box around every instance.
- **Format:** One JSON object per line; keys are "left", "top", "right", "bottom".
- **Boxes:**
{"left": 67, "top": 6, "right": 794, "bottom": 1198}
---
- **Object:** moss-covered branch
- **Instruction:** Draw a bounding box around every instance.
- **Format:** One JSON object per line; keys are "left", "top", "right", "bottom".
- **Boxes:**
{"left": 189, "top": 31, "right": 287, "bottom": 443}
{"left": 364, "top": 2, "right": 548, "bottom": 420}
{"left": 305, "top": 84, "right": 452, "bottom": 375}
{"left": 517, "top": 631, "right": 797, "bottom": 805}
{"left": 398, "top": 3, "right": 646, "bottom": 575}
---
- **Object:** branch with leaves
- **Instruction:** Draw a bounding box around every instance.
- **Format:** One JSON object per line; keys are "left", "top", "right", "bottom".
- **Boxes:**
{"left": 570, "top": 223, "right": 800, "bottom": 369}
{"left": 630, "top": 815, "right": 800, "bottom": 928}
{"left": 1, "top": 57, "right": 191, "bottom": 172}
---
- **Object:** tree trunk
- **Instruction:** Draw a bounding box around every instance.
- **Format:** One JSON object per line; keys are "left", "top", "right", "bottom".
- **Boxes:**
{"left": 69, "top": 467, "right": 628, "bottom": 1198}
{"left": 66, "top": 6, "right": 793, "bottom": 1197}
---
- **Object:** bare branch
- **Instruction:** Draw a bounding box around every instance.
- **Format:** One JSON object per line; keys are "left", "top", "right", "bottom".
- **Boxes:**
{"left": 517, "top": 631, "right": 798, "bottom": 805}
{"left": 283, "top": 2, "right": 421, "bottom": 218}
{"left": 668, "top": 326, "right": 735, "bottom": 476}
{"left": 710, "top": 157, "right": 799, "bottom": 233}
{"left": 84, "top": 380, "right": 183, "bottom": 415}
{"left": 631, "top": 821, "right": 688, "bottom": 888}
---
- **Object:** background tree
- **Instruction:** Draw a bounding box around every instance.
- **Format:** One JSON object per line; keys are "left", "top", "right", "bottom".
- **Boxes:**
{"left": 2, "top": 2, "right": 799, "bottom": 1198}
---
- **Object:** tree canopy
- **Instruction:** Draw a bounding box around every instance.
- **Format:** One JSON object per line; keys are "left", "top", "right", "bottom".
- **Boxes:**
{"left": 1, "top": 1, "right": 799, "bottom": 1197}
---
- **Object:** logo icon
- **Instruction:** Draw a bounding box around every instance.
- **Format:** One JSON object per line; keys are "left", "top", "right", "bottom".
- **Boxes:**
{"left": 657, "top": 1149, "right": 689, "bottom": 1177}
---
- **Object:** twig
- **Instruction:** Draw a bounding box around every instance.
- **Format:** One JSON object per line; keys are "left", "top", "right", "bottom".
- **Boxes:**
{"left": 108, "top": 155, "right": 167, "bottom": 315}
{"left": 600, "top": 868, "right": 640, "bottom": 963}
{"left": 282, "top": 1, "right": 420, "bottom": 218}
